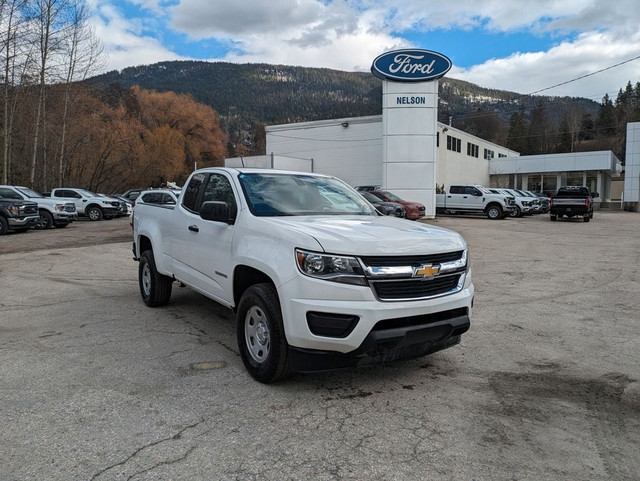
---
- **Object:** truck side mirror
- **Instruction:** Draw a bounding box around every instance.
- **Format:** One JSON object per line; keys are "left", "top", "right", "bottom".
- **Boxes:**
{"left": 200, "top": 201, "right": 235, "bottom": 224}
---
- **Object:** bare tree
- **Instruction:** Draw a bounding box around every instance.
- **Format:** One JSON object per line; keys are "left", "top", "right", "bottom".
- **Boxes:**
{"left": 28, "top": 0, "right": 68, "bottom": 188}
{"left": 55, "top": 0, "right": 104, "bottom": 186}
{"left": 1, "top": 0, "right": 29, "bottom": 184}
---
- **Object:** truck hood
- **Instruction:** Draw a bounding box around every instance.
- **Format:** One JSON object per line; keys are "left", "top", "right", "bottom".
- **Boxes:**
{"left": 261, "top": 215, "right": 466, "bottom": 256}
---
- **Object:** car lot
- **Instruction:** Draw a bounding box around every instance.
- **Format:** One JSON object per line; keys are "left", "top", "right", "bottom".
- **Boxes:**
{"left": 1, "top": 212, "right": 639, "bottom": 480}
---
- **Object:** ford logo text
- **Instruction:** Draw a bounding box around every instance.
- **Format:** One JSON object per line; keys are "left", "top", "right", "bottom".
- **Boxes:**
{"left": 371, "top": 49, "right": 452, "bottom": 82}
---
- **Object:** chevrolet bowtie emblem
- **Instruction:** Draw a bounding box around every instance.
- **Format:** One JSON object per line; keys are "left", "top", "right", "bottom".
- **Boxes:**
{"left": 413, "top": 264, "right": 440, "bottom": 279}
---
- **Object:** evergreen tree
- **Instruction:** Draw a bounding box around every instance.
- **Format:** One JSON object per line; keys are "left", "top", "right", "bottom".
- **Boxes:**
{"left": 506, "top": 108, "right": 528, "bottom": 153}
{"left": 596, "top": 94, "right": 617, "bottom": 136}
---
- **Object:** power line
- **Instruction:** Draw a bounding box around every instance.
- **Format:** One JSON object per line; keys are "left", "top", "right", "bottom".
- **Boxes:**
{"left": 524, "top": 54, "right": 640, "bottom": 96}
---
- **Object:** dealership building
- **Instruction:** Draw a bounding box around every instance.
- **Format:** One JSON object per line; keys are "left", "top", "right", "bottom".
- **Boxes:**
{"left": 226, "top": 49, "right": 634, "bottom": 216}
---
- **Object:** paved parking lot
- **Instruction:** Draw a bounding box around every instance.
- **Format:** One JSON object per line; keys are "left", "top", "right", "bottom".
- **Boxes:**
{"left": 1, "top": 212, "right": 639, "bottom": 480}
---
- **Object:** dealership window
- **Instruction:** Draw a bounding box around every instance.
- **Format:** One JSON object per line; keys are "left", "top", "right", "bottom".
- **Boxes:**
{"left": 436, "top": 132, "right": 439, "bottom": 147}
{"left": 484, "top": 148, "right": 495, "bottom": 160}
{"left": 586, "top": 171, "right": 598, "bottom": 194}
{"left": 447, "top": 135, "right": 461, "bottom": 153}
{"left": 467, "top": 142, "right": 479, "bottom": 157}
{"left": 542, "top": 174, "right": 557, "bottom": 195}
{"left": 566, "top": 171, "right": 583, "bottom": 186}
{"left": 527, "top": 175, "right": 542, "bottom": 192}
{"left": 498, "top": 153, "right": 507, "bottom": 158}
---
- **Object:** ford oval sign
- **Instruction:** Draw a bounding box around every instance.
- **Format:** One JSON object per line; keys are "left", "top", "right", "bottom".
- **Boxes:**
{"left": 371, "top": 49, "right": 452, "bottom": 82}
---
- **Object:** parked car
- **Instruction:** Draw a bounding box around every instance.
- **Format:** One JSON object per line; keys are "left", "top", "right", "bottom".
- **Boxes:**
{"left": 132, "top": 168, "right": 473, "bottom": 382}
{"left": 530, "top": 191, "right": 550, "bottom": 213}
{"left": 487, "top": 188, "right": 533, "bottom": 217}
{"left": 0, "top": 185, "right": 77, "bottom": 229}
{"left": 436, "top": 185, "right": 516, "bottom": 219}
{"left": 368, "top": 190, "right": 425, "bottom": 220}
{"left": 550, "top": 186, "right": 595, "bottom": 222}
{"left": 355, "top": 185, "right": 383, "bottom": 192}
{"left": 0, "top": 197, "right": 39, "bottom": 234}
{"left": 96, "top": 193, "right": 128, "bottom": 217}
{"left": 49, "top": 188, "right": 122, "bottom": 221}
{"left": 360, "top": 191, "right": 406, "bottom": 217}
{"left": 120, "top": 189, "right": 144, "bottom": 203}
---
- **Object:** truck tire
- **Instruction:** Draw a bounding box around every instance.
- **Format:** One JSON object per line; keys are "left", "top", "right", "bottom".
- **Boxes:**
{"left": 550, "top": 214, "right": 557, "bottom": 221}
{"left": 139, "top": 250, "right": 173, "bottom": 307}
{"left": 0, "top": 215, "right": 8, "bottom": 235}
{"left": 486, "top": 204, "right": 503, "bottom": 220}
{"left": 37, "top": 210, "right": 54, "bottom": 229}
{"left": 584, "top": 215, "right": 590, "bottom": 222}
{"left": 509, "top": 206, "right": 521, "bottom": 218}
{"left": 237, "top": 283, "right": 292, "bottom": 383}
{"left": 86, "top": 206, "right": 103, "bottom": 221}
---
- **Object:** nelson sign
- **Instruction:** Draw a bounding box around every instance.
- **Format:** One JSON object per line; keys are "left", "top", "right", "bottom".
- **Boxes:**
{"left": 371, "top": 49, "right": 452, "bottom": 82}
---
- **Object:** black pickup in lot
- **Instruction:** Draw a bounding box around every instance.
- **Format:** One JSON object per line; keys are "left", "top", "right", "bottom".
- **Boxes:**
{"left": 549, "top": 186, "right": 596, "bottom": 222}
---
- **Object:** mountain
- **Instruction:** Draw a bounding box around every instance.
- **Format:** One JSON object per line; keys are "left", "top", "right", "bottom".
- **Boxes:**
{"left": 89, "top": 60, "right": 601, "bottom": 143}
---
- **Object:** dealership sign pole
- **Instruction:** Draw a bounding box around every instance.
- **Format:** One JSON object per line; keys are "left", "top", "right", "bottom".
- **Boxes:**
{"left": 371, "top": 49, "right": 452, "bottom": 219}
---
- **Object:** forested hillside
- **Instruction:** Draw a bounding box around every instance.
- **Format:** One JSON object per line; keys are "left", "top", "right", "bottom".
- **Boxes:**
{"left": 89, "top": 61, "right": 603, "bottom": 153}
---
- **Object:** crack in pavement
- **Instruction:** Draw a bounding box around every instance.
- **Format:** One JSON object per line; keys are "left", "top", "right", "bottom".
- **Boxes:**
{"left": 89, "top": 419, "right": 205, "bottom": 481}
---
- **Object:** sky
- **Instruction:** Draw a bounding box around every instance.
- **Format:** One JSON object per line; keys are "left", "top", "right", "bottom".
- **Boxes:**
{"left": 90, "top": 0, "right": 640, "bottom": 101}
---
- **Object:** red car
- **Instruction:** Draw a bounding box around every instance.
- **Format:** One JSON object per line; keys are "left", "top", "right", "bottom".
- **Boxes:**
{"left": 369, "top": 190, "right": 425, "bottom": 220}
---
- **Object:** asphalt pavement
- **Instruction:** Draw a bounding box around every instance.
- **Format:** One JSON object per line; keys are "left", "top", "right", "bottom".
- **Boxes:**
{"left": 1, "top": 212, "right": 639, "bottom": 480}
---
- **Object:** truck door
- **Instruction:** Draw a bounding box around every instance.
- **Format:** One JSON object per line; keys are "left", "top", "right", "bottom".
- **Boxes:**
{"left": 445, "top": 186, "right": 466, "bottom": 209}
{"left": 169, "top": 173, "right": 236, "bottom": 304}
{"left": 463, "top": 186, "right": 485, "bottom": 210}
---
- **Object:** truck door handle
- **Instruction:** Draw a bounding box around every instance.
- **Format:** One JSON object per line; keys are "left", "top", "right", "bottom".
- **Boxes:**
{"left": 463, "top": 196, "right": 468, "bottom": 198}
{"left": 188, "top": 225, "right": 199, "bottom": 233}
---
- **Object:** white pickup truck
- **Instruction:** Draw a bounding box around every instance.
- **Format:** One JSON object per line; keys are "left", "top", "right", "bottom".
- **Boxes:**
{"left": 436, "top": 184, "right": 516, "bottom": 219}
{"left": 132, "top": 168, "right": 474, "bottom": 383}
{"left": 0, "top": 185, "right": 77, "bottom": 228}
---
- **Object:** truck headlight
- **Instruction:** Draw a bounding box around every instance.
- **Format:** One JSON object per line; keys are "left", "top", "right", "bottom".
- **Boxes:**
{"left": 55, "top": 204, "right": 65, "bottom": 212}
{"left": 295, "top": 249, "right": 367, "bottom": 286}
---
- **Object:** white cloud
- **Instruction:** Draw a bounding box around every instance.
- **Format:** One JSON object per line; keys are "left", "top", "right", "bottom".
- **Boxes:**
{"left": 169, "top": 0, "right": 324, "bottom": 38}
{"left": 91, "top": 0, "right": 640, "bottom": 98}
{"left": 452, "top": 30, "right": 640, "bottom": 98}
{"left": 90, "top": 3, "right": 185, "bottom": 72}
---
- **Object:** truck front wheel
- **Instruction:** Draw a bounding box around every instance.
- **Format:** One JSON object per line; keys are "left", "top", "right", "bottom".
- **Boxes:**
{"left": 86, "top": 206, "right": 103, "bottom": 221}
{"left": 237, "top": 283, "right": 291, "bottom": 383}
{"left": 37, "top": 210, "right": 54, "bottom": 229}
{"left": 139, "top": 250, "right": 173, "bottom": 307}
{"left": 486, "top": 205, "right": 503, "bottom": 219}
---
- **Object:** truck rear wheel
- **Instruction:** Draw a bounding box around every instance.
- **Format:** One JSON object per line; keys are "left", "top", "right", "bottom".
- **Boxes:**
{"left": 550, "top": 214, "right": 557, "bottom": 221}
{"left": 584, "top": 215, "right": 590, "bottom": 222}
{"left": 237, "top": 283, "right": 291, "bottom": 383}
{"left": 0, "top": 216, "right": 8, "bottom": 235}
{"left": 139, "top": 250, "right": 173, "bottom": 307}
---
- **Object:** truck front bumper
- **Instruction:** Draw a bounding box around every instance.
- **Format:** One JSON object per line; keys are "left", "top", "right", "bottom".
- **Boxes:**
{"left": 8, "top": 215, "right": 40, "bottom": 229}
{"left": 288, "top": 309, "right": 470, "bottom": 372}
{"left": 278, "top": 271, "right": 474, "bottom": 370}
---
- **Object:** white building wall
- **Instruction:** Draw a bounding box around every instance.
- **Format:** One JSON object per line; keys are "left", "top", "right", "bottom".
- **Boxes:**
{"left": 624, "top": 122, "right": 640, "bottom": 204}
{"left": 265, "top": 116, "right": 516, "bottom": 190}
{"left": 265, "top": 116, "right": 382, "bottom": 187}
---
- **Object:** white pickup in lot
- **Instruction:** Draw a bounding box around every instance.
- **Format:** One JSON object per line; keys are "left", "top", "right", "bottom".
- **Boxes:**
{"left": 0, "top": 185, "right": 77, "bottom": 228}
{"left": 132, "top": 168, "right": 474, "bottom": 383}
{"left": 436, "top": 184, "right": 516, "bottom": 219}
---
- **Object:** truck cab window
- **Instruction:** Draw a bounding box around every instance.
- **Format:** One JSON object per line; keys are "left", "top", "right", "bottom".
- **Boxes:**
{"left": 202, "top": 174, "right": 237, "bottom": 215}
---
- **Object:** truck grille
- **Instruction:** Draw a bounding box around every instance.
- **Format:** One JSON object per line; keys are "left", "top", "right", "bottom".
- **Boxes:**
{"left": 359, "top": 251, "right": 463, "bottom": 267}
{"left": 371, "top": 275, "right": 462, "bottom": 300}
{"left": 358, "top": 250, "right": 467, "bottom": 301}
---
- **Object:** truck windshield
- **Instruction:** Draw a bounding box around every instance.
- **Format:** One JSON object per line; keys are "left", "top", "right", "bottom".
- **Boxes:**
{"left": 238, "top": 172, "right": 376, "bottom": 217}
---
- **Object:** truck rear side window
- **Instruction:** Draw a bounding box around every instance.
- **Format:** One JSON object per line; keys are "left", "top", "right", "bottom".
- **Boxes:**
{"left": 182, "top": 173, "right": 206, "bottom": 213}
